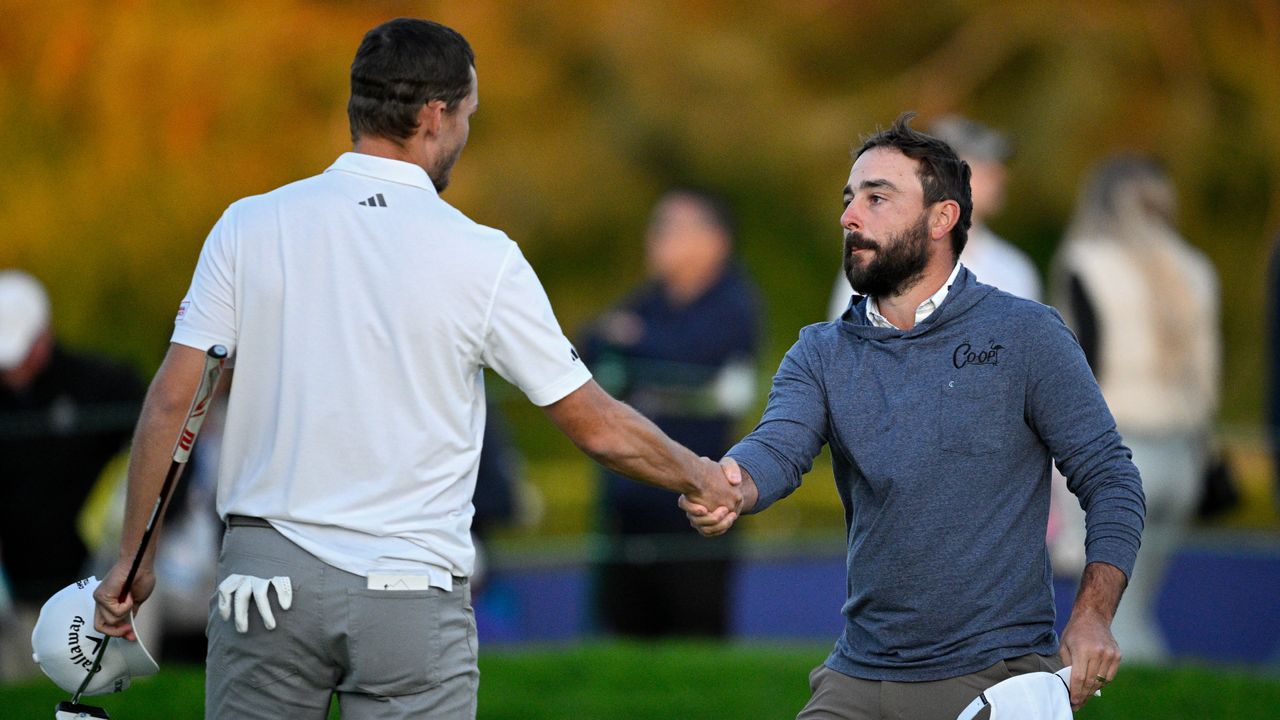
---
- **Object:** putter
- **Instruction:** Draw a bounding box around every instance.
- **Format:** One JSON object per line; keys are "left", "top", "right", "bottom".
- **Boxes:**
{"left": 55, "top": 345, "right": 228, "bottom": 720}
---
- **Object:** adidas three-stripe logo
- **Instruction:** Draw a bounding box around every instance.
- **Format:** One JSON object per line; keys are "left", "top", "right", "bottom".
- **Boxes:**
{"left": 358, "top": 193, "right": 387, "bottom": 207}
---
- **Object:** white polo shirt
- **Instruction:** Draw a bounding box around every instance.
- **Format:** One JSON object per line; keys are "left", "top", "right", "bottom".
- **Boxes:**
{"left": 172, "top": 152, "right": 591, "bottom": 586}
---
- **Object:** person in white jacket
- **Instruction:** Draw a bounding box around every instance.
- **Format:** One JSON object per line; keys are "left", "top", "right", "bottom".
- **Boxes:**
{"left": 1051, "top": 154, "right": 1220, "bottom": 663}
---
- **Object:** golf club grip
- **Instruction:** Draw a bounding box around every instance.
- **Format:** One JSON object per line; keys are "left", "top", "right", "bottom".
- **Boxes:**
{"left": 172, "top": 345, "right": 229, "bottom": 463}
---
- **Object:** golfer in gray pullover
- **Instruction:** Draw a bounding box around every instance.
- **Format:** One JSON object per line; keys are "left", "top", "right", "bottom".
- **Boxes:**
{"left": 684, "top": 115, "right": 1144, "bottom": 720}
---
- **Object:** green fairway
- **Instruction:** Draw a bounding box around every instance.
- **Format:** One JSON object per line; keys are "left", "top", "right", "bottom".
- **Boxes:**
{"left": 3, "top": 641, "right": 1278, "bottom": 718}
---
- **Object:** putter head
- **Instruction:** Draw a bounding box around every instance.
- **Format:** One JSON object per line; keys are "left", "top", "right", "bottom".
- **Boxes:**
{"left": 55, "top": 701, "right": 110, "bottom": 719}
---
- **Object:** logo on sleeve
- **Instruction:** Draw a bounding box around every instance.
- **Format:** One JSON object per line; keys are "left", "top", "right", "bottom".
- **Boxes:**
{"left": 175, "top": 300, "right": 190, "bottom": 321}
{"left": 953, "top": 339, "right": 1004, "bottom": 369}
{"left": 570, "top": 347, "right": 580, "bottom": 362}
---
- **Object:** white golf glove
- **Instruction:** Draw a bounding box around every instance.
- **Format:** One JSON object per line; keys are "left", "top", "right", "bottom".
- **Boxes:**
{"left": 216, "top": 574, "right": 293, "bottom": 633}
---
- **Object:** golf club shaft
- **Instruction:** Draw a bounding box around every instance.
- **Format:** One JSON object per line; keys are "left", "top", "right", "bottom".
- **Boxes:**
{"left": 71, "top": 345, "right": 228, "bottom": 703}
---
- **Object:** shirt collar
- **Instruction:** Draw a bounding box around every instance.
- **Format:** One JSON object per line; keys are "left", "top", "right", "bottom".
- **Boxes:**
{"left": 866, "top": 262, "right": 964, "bottom": 330}
{"left": 325, "top": 152, "right": 439, "bottom": 196}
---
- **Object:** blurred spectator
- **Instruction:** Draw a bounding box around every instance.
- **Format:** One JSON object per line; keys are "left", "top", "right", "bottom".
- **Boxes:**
{"left": 0, "top": 270, "right": 144, "bottom": 681}
{"left": 1050, "top": 155, "right": 1219, "bottom": 662}
{"left": 581, "top": 189, "right": 762, "bottom": 637}
{"left": 827, "top": 114, "right": 1039, "bottom": 320}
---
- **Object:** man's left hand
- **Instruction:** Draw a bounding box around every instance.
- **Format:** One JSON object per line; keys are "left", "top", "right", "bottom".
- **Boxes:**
{"left": 1059, "top": 605, "right": 1121, "bottom": 709}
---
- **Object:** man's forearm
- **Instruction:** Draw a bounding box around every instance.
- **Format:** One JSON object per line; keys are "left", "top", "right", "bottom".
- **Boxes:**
{"left": 1071, "top": 561, "right": 1127, "bottom": 621}
{"left": 117, "top": 345, "right": 206, "bottom": 564}
{"left": 579, "top": 394, "right": 703, "bottom": 494}
{"left": 543, "top": 380, "right": 737, "bottom": 509}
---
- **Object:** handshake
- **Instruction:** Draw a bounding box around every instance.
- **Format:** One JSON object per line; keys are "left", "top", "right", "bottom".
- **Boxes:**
{"left": 678, "top": 457, "right": 752, "bottom": 537}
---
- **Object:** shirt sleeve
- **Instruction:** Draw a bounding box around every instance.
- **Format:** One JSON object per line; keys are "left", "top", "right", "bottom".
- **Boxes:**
{"left": 171, "top": 208, "right": 238, "bottom": 356}
{"left": 482, "top": 245, "right": 592, "bottom": 407}
{"left": 1027, "top": 308, "right": 1146, "bottom": 579}
{"left": 726, "top": 332, "right": 829, "bottom": 513}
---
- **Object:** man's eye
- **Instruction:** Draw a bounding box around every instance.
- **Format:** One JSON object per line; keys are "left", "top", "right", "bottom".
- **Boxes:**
{"left": 868, "top": 195, "right": 885, "bottom": 205}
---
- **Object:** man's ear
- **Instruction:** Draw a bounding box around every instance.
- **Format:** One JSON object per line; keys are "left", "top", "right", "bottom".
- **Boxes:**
{"left": 417, "top": 99, "right": 447, "bottom": 137}
{"left": 930, "top": 200, "right": 960, "bottom": 241}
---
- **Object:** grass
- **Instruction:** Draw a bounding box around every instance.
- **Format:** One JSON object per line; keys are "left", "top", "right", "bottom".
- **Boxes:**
{"left": 4, "top": 641, "right": 1279, "bottom": 719}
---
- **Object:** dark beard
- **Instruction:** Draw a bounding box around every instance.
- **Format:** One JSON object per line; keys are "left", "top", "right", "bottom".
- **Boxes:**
{"left": 842, "top": 213, "right": 932, "bottom": 299}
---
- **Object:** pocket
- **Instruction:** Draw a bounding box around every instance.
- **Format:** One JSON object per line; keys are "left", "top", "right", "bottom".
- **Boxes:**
{"left": 939, "top": 377, "right": 1008, "bottom": 456}
{"left": 464, "top": 603, "right": 478, "bottom": 661}
{"left": 999, "top": 652, "right": 1061, "bottom": 678}
{"left": 206, "top": 576, "right": 306, "bottom": 690}
{"left": 208, "top": 545, "right": 308, "bottom": 689}
{"left": 1037, "top": 653, "right": 1065, "bottom": 674}
{"left": 808, "top": 664, "right": 827, "bottom": 692}
{"left": 347, "top": 588, "right": 444, "bottom": 696}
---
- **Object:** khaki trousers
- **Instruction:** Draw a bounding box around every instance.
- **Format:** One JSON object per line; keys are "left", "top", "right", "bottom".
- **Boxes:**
{"left": 797, "top": 653, "right": 1064, "bottom": 720}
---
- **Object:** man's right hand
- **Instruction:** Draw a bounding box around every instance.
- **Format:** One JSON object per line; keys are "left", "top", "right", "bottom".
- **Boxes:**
{"left": 680, "top": 457, "right": 751, "bottom": 537}
{"left": 93, "top": 558, "right": 154, "bottom": 642}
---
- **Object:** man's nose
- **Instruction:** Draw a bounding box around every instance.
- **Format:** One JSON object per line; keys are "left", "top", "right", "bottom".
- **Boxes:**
{"left": 841, "top": 202, "right": 861, "bottom": 232}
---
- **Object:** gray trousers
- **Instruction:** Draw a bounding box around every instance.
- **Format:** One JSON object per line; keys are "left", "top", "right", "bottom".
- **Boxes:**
{"left": 206, "top": 518, "right": 478, "bottom": 720}
{"left": 797, "top": 653, "right": 1064, "bottom": 720}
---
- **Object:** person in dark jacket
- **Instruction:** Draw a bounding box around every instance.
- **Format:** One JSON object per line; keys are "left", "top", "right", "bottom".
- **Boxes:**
{"left": 583, "top": 188, "right": 762, "bottom": 637}
{"left": 0, "top": 270, "right": 143, "bottom": 681}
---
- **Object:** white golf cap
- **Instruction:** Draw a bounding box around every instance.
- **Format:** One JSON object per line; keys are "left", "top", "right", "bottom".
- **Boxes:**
{"left": 955, "top": 666, "right": 1078, "bottom": 720}
{"left": 0, "top": 270, "right": 51, "bottom": 370}
{"left": 31, "top": 576, "right": 159, "bottom": 696}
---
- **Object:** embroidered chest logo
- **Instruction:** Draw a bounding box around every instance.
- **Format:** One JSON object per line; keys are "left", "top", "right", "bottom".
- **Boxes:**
{"left": 952, "top": 339, "right": 1005, "bottom": 369}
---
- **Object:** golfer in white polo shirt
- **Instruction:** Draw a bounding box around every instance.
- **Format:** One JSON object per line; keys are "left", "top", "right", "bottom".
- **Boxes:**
{"left": 92, "top": 18, "right": 742, "bottom": 719}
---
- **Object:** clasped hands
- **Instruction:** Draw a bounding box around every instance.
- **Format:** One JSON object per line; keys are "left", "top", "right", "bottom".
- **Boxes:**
{"left": 679, "top": 457, "right": 745, "bottom": 537}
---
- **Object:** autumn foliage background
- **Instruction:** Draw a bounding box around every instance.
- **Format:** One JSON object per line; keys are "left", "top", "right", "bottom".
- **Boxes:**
{"left": 2, "top": 0, "right": 1278, "bottom": 438}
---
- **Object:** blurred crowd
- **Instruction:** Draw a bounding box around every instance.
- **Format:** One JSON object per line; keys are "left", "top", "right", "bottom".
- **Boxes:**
{"left": 1, "top": 114, "right": 1274, "bottom": 680}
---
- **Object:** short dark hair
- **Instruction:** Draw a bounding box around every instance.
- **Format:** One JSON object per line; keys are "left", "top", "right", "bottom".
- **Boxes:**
{"left": 855, "top": 112, "right": 973, "bottom": 258}
{"left": 347, "top": 18, "right": 475, "bottom": 144}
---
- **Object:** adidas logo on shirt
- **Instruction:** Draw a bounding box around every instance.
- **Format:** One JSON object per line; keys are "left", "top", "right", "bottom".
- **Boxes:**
{"left": 358, "top": 193, "right": 387, "bottom": 207}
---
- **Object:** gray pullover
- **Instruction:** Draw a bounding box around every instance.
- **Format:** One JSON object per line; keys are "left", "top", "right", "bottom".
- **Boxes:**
{"left": 728, "top": 267, "right": 1145, "bottom": 682}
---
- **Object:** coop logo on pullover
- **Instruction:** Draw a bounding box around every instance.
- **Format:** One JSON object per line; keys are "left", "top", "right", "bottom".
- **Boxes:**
{"left": 953, "top": 340, "right": 1004, "bottom": 369}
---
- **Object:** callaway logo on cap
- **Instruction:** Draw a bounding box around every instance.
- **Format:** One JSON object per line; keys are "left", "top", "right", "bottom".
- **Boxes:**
{"left": 31, "top": 576, "right": 159, "bottom": 696}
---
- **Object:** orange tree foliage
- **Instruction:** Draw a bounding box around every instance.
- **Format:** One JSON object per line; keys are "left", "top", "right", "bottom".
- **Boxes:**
{"left": 1, "top": 0, "right": 1277, "bottom": 427}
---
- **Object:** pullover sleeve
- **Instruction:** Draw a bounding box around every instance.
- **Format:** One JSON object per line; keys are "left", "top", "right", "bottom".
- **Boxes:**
{"left": 726, "top": 333, "right": 829, "bottom": 513}
{"left": 1028, "top": 309, "right": 1146, "bottom": 579}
